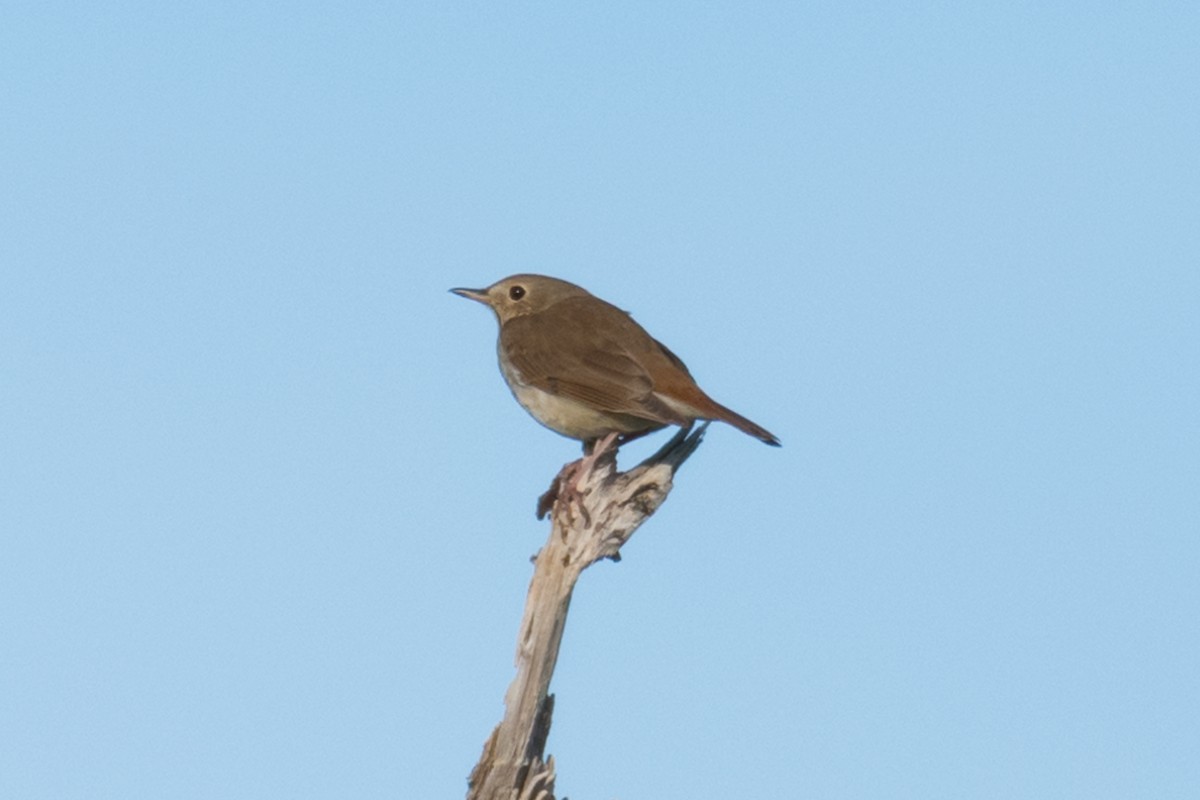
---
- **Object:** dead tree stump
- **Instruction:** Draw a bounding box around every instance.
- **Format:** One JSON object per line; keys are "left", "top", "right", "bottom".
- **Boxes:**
{"left": 466, "top": 425, "right": 707, "bottom": 800}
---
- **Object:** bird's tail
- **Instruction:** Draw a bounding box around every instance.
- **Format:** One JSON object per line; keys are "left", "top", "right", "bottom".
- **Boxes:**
{"left": 709, "top": 400, "right": 781, "bottom": 447}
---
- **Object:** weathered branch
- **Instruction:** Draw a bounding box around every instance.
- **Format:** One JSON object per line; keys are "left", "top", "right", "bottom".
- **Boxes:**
{"left": 467, "top": 424, "right": 708, "bottom": 800}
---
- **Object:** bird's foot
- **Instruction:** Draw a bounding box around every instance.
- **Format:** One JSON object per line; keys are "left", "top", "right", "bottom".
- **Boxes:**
{"left": 536, "top": 432, "right": 620, "bottom": 519}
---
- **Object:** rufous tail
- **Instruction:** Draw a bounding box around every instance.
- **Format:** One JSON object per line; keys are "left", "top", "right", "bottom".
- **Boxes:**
{"left": 711, "top": 401, "right": 780, "bottom": 447}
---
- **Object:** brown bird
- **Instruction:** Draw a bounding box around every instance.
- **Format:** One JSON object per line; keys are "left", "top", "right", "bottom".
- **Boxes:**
{"left": 451, "top": 274, "right": 779, "bottom": 447}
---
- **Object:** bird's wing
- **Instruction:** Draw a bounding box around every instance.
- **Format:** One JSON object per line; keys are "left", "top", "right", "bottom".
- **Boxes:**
{"left": 501, "top": 300, "right": 692, "bottom": 426}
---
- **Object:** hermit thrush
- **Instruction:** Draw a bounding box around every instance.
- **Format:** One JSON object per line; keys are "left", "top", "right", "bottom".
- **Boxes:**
{"left": 452, "top": 274, "right": 779, "bottom": 447}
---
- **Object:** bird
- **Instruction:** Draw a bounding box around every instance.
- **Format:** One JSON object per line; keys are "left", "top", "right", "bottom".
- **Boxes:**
{"left": 451, "top": 274, "right": 779, "bottom": 448}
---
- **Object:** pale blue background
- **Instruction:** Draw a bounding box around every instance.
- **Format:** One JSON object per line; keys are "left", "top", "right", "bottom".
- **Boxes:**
{"left": 2, "top": 3, "right": 1197, "bottom": 798}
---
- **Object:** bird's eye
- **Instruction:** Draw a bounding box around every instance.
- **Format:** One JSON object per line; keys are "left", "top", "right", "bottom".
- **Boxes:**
{"left": 509, "top": 285, "right": 526, "bottom": 301}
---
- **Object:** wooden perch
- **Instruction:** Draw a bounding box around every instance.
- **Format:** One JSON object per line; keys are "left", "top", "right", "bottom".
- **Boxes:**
{"left": 466, "top": 424, "right": 708, "bottom": 800}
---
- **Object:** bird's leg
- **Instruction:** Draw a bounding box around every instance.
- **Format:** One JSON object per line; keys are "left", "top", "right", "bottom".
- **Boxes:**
{"left": 574, "top": 431, "right": 620, "bottom": 483}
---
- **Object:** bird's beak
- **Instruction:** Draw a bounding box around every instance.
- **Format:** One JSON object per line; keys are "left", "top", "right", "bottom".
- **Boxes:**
{"left": 450, "top": 287, "right": 490, "bottom": 305}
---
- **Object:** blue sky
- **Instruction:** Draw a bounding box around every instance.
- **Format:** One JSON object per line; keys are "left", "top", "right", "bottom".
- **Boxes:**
{"left": 2, "top": 3, "right": 1197, "bottom": 798}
